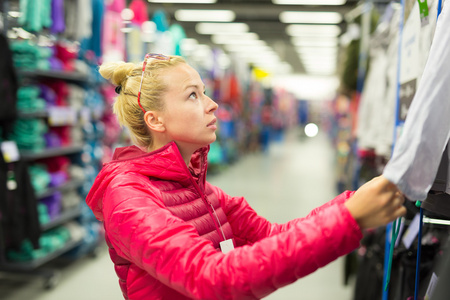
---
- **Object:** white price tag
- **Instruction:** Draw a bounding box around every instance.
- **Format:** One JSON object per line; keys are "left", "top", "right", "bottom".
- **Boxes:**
{"left": 425, "top": 272, "right": 438, "bottom": 300}
{"left": 1, "top": 141, "right": 20, "bottom": 163}
{"left": 220, "top": 239, "right": 235, "bottom": 254}
{"left": 48, "top": 107, "right": 78, "bottom": 126}
{"left": 402, "top": 213, "right": 421, "bottom": 249}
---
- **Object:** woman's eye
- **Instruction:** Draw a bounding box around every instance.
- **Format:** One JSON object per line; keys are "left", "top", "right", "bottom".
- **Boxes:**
{"left": 189, "top": 92, "right": 197, "bottom": 99}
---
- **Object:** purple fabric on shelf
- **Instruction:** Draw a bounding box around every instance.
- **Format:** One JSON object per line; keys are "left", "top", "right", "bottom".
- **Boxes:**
{"left": 48, "top": 57, "right": 63, "bottom": 70}
{"left": 44, "top": 132, "right": 62, "bottom": 148}
{"left": 48, "top": 171, "right": 69, "bottom": 187}
{"left": 51, "top": 0, "right": 66, "bottom": 33}
{"left": 40, "top": 192, "right": 62, "bottom": 220}
{"left": 38, "top": 85, "right": 57, "bottom": 105}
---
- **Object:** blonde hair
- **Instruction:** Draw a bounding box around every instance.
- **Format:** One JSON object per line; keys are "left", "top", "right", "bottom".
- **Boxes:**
{"left": 98, "top": 55, "right": 186, "bottom": 149}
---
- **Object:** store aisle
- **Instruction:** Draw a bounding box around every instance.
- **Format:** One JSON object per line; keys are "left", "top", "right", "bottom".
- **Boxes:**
{"left": 0, "top": 127, "right": 355, "bottom": 300}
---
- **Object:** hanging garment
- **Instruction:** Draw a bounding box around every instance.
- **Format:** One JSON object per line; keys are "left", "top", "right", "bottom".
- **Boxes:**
{"left": 102, "top": 1, "right": 126, "bottom": 62}
{"left": 129, "top": 0, "right": 148, "bottom": 25}
{"left": 50, "top": 0, "right": 65, "bottom": 34}
{"left": 421, "top": 145, "right": 450, "bottom": 217}
{"left": 383, "top": 1, "right": 450, "bottom": 202}
{"left": 76, "top": 0, "right": 93, "bottom": 41}
{"left": 432, "top": 238, "right": 450, "bottom": 300}
{"left": 0, "top": 33, "right": 18, "bottom": 139}
{"left": 0, "top": 154, "right": 41, "bottom": 250}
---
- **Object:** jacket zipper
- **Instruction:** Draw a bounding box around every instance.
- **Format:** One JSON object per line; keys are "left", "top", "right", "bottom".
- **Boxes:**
{"left": 183, "top": 153, "right": 226, "bottom": 242}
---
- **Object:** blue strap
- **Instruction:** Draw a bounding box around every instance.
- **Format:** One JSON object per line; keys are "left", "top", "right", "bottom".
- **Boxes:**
{"left": 414, "top": 201, "right": 424, "bottom": 300}
{"left": 438, "top": 0, "right": 443, "bottom": 18}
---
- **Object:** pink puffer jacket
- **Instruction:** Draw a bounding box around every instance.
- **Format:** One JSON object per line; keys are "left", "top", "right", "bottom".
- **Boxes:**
{"left": 86, "top": 141, "right": 362, "bottom": 299}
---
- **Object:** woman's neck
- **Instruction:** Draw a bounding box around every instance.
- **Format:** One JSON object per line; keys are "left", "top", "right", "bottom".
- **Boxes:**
{"left": 147, "top": 141, "right": 193, "bottom": 166}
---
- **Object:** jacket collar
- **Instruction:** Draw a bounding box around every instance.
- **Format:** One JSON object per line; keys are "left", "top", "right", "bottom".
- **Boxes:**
{"left": 86, "top": 142, "right": 210, "bottom": 221}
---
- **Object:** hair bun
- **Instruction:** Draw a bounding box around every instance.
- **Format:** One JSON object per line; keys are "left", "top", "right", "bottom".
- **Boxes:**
{"left": 99, "top": 62, "right": 135, "bottom": 86}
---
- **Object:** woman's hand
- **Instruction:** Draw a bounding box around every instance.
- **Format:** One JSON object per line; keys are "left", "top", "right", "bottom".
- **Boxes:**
{"left": 344, "top": 176, "right": 407, "bottom": 229}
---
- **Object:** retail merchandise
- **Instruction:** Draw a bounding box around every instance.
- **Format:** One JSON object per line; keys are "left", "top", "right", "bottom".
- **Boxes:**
{"left": 0, "top": 0, "right": 114, "bottom": 288}
{"left": 337, "top": 0, "right": 450, "bottom": 299}
{"left": 383, "top": 0, "right": 450, "bottom": 207}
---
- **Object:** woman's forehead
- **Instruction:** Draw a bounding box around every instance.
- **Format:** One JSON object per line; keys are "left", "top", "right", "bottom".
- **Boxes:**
{"left": 162, "top": 64, "right": 204, "bottom": 90}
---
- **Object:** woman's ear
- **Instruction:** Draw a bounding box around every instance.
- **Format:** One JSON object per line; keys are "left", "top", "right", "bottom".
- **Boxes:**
{"left": 144, "top": 111, "right": 165, "bottom": 132}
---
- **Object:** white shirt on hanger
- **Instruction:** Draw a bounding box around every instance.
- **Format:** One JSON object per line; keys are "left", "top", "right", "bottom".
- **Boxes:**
{"left": 383, "top": 0, "right": 450, "bottom": 200}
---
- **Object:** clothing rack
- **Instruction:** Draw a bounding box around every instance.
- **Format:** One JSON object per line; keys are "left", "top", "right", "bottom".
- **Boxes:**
{"left": 381, "top": 0, "right": 447, "bottom": 299}
{"left": 423, "top": 217, "right": 450, "bottom": 226}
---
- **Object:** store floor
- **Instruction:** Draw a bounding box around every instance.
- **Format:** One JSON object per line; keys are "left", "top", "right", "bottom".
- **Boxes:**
{"left": 0, "top": 127, "right": 355, "bottom": 300}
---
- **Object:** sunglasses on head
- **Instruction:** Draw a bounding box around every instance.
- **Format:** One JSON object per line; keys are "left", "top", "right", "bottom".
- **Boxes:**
{"left": 136, "top": 53, "right": 171, "bottom": 113}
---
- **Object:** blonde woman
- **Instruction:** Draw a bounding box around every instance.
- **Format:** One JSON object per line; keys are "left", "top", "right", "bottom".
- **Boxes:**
{"left": 86, "top": 54, "right": 406, "bottom": 300}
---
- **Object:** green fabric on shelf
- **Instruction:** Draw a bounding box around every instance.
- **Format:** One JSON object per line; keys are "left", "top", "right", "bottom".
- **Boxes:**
{"left": 29, "top": 164, "right": 51, "bottom": 193}
{"left": 18, "top": 0, "right": 52, "bottom": 32}
{"left": 9, "top": 119, "right": 48, "bottom": 151}
{"left": 17, "top": 86, "right": 40, "bottom": 99}
{"left": 10, "top": 40, "right": 51, "bottom": 70}
{"left": 37, "top": 203, "right": 51, "bottom": 225}
{"left": 6, "top": 227, "right": 73, "bottom": 262}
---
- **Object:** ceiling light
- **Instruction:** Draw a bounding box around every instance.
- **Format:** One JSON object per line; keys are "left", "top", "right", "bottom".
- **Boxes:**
{"left": 291, "top": 36, "right": 338, "bottom": 45}
{"left": 286, "top": 24, "right": 341, "bottom": 36}
{"left": 180, "top": 38, "right": 199, "bottom": 53}
{"left": 196, "top": 22, "right": 249, "bottom": 34}
{"left": 294, "top": 39, "right": 338, "bottom": 47}
{"left": 175, "top": 10, "right": 235, "bottom": 22}
{"left": 212, "top": 32, "right": 259, "bottom": 40}
{"left": 302, "top": 59, "right": 337, "bottom": 66}
{"left": 148, "top": 0, "right": 216, "bottom": 3}
{"left": 236, "top": 49, "right": 279, "bottom": 60}
{"left": 212, "top": 36, "right": 265, "bottom": 46}
{"left": 224, "top": 44, "right": 271, "bottom": 53}
{"left": 280, "top": 11, "right": 343, "bottom": 24}
{"left": 297, "top": 49, "right": 338, "bottom": 57}
{"left": 211, "top": 32, "right": 259, "bottom": 44}
{"left": 272, "top": 0, "right": 346, "bottom": 5}
{"left": 304, "top": 65, "right": 337, "bottom": 71}
{"left": 300, "top": 53, "right": 337, "bottom": 60}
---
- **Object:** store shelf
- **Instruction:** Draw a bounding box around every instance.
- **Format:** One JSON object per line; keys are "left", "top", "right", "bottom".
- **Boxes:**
{"left": 18, "top": 69, "right": 89, "bottom": 83}
{"left": 40, "top": 206, "right": 82, "bottom": 231}
{"left": 17, "top": 111, "right": 48, "bottom": 118}
{"left": 0, "top": 239, "right": 84, "bottom": 272}
{"left": 36, "top": 179, "right": 84, "bottom": 199}
{"left": 20, "top": 145, "right": 83, "bottom": 161}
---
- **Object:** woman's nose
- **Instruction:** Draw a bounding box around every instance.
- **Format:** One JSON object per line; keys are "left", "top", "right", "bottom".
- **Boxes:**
{"left": 206, "top": 96, "right": 219, "bottom": 113}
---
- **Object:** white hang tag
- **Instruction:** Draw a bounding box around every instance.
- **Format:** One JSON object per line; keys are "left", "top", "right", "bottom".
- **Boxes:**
{"left": 220, "top": 239, "right": 234, "bottom": 254}
{"left": 1, "top": 141, "right": 20, "bottom": 163}
{"left": 425, "top": 272, "right": 438, "bottom": 300}
{"left": 402, "top": 213, "right": 421, "bottom": 249}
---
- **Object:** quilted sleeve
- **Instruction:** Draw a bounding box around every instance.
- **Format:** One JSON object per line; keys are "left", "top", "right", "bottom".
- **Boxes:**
{"left": 104, "top": 175, "right": 362, "bottom": 300}
{"left": 216, "top": 186, "right": 356, "bottom": 243}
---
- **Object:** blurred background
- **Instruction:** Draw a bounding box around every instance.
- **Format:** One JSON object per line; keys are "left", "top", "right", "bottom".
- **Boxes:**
{"left": 1, "top": 0, "right": 448, "bottom": 299}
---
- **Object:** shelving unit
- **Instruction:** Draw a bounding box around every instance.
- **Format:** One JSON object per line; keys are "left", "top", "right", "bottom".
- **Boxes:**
{"left": 20, "top": 145, "right": 84, "bottom": 161}
{"left": 0, "top": 60, "right": 102, "bottom": 290}
{"left": 36, "top": 179, "right": 84, "bottom": 200}
{"left": 18, "top": 70, "right": 89, "bottom": 83}
{"left": 0, "top": 239, "right": 84, "bottom": 272}
{"left": 0, "top": 0, "right": 109, "bottom": 291}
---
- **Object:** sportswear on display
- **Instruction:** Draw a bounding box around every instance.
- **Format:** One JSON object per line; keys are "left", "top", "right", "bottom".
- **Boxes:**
{"left": 383, "top": 1, "right": 450, "bottom": 203}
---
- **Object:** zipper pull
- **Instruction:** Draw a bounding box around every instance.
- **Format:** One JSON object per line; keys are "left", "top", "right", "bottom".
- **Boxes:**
{"left": 6, "top": 170, "right": 17, "bottom": 190}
